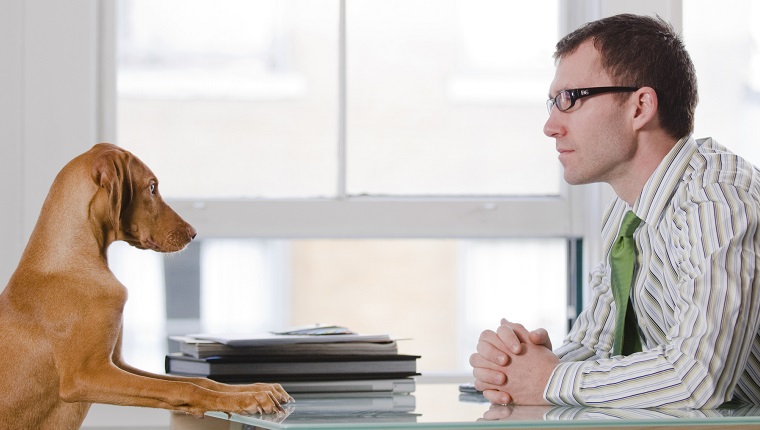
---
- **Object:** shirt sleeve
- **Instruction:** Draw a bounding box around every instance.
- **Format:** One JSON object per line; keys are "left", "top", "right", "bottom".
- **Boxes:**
{"left": 552, "top": 260, "right": 615, "bottom": 362}
{"left": 544, "top": 185, "right": 760, "bottom": 408}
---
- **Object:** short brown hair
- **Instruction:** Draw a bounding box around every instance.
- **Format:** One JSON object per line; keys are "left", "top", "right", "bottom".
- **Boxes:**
{"left": 555, "top": 14, "right": 698, "bottom": 139}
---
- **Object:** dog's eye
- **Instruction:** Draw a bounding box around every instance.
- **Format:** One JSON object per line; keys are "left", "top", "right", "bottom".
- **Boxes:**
{"left": 149, "top": 183, "right": 156, "bottom": 195}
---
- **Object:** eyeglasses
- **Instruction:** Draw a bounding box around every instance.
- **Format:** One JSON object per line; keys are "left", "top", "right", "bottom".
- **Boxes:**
{"left": 546, "top": 86, "right": 639, "bottom": 114}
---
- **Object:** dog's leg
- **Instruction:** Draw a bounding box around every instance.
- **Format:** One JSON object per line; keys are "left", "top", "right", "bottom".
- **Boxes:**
{"left": 119, "top": 361, "right": 293, "bottom": 400}
{"left": 38, "top": 401, "right": 91, "bottom": 430}
{"left": 58, "top": 364, "right": 284, "bottom": 417}
{"left": 53, "top": 320, "right": 286, "bottom": 417}
{"left": 111, "top": 331, "right": 292, "bottom": 402}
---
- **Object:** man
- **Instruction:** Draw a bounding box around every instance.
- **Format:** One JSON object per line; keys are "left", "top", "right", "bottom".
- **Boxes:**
{"left": 470, "top": 13, "right": 760, "bottom": 409}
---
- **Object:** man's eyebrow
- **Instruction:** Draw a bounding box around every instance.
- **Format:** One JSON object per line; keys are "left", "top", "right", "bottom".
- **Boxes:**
{"left": 549, "top": 86, "right": 574, "bottom": 98}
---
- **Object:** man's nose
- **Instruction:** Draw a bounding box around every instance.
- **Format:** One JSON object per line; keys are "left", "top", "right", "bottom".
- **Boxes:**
{"left": 543, "top": 110, "right": 565, "bottom": 138}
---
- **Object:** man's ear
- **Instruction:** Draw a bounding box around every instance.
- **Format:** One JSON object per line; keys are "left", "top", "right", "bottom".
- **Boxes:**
{"left": 91, "top": 148, "right": 133, "bottom": 233}
{"left": 632, "top": 86, "right": 659, "bottom": 131}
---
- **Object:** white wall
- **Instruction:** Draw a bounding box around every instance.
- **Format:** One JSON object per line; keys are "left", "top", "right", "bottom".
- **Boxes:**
{"left": 0, "top": 0, "right": 26, "bottom": 287}
{"left": 0, "top": 0, "right": 102, "bottom": 286}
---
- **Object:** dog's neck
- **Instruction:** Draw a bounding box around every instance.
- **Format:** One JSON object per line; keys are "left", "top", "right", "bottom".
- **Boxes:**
{"left": 19, "top": 167, "right": 115, "bottom": 273}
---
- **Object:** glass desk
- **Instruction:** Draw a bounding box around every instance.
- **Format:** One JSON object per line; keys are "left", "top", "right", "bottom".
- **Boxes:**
{"left": 164, "top": 383, "right": 760, "bottom": 429}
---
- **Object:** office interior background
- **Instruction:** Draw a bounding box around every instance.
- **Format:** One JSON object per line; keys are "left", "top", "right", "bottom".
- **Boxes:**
{"left": 1, "top": 0, "right": 759, "bottom": 425}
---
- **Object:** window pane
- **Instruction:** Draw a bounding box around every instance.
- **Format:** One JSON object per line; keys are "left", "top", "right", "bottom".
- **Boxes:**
{"left": 109, "top": 239, "right": 568, "bottom": 373}
{"left": 117, "top": 0, "right": 339, "bottom": 199}
{"left": 289, "top": 239, "right": 569, "bottom": 371}
{"left": 346, "top": 0, "right": 561, "bottom": 196}
{"left": 108, "top": 242, "right": 166, "bottom": 373}
{"left": 112, "top": 238, "right": 569, "bottom": 374}
{"left": 200, "top": 240, "right": 289, "bottom": 332}
{"left": 683, "top": 1, "right": 760, "bottom": 163}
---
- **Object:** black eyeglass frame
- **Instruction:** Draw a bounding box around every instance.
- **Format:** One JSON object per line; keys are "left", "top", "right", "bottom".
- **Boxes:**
{"left": 546, "top": 86, "right": 639, "bottom": 113}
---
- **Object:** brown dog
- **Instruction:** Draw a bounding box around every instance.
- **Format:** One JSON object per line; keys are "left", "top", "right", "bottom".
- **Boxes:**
{"left": 0, "top": 143, "right": 290, "bottom": 429}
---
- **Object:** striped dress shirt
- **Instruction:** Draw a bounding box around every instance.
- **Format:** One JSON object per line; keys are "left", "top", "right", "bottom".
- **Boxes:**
{"left": 544, "top": 136, "right": 760, "bottom": 408}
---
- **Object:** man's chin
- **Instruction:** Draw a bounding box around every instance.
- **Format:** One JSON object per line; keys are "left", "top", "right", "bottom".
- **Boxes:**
{"left": 562, "top": 174, "right": 594, "bottom": 186}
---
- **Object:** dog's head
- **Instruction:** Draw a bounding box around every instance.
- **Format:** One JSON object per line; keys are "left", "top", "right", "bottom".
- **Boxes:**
{"left": 90, "top": 143, "right": 196, "bottom": 253}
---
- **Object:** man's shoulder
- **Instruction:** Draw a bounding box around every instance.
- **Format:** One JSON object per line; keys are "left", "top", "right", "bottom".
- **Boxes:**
{"left": 641, "top": 136, "right": 760, "bottom": 227}
{"left": 689, "top": 137, "right": 760, "bottom": 190}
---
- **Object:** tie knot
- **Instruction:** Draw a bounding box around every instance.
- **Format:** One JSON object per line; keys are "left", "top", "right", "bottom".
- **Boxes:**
{"left": 619, "top": 210, "right": 642, "bottom": 238}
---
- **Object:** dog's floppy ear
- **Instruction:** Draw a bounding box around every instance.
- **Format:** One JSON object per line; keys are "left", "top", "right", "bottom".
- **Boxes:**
{"left": 91, "top": 146, "right": 133, "bottom": 233}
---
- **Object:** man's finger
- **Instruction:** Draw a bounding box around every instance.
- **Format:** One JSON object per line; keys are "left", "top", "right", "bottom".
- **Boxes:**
{"left": 483, "top": 388, "right": 513, "bottom": 406}
{"left": 476, "top": 334, "right": 510, "bottom": 366}
{"left": 496, "top": 323, "right": 525, "bottom": 354}
{"left": 472, "top": 360, "right": 507, "bottom": 385}
{"left": 470, "top": 350, "right": 509, "bottom": 369}
{"left": 529, "top": 328, "right": 553, "bottom": 349}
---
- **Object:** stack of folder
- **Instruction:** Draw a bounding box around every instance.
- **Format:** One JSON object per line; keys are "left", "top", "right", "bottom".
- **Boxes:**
{"left": 165, "top": 325, "right": 419, "bottom": 397}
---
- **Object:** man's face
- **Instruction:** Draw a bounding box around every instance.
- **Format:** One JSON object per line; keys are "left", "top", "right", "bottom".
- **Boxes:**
{"left": 544, "top": 40, "right": 636, "bottom": 187}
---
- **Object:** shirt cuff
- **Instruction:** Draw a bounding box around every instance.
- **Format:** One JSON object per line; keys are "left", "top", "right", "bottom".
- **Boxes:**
{"left": 544, "top": 360, "right": 588, "bottom": 406}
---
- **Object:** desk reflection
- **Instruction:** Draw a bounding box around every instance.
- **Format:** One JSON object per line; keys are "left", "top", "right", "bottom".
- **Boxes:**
{"left": 480, "top": 402, "right": 760, "bottom": 422}
{"left": 168, "top": 383, "right": 760, "bottom": 430}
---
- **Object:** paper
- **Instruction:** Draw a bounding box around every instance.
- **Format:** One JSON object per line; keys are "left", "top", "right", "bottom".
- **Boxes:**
{"left": 188, "top": 332, "right": 393, "bottom": 347}
{"left": 271, "top": 324, "right": 356, "bottom": 336}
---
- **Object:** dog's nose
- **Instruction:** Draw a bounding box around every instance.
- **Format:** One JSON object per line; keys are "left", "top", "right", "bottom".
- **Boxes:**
{"left": 188, "top": 225, "right": 197, "bottom": 241}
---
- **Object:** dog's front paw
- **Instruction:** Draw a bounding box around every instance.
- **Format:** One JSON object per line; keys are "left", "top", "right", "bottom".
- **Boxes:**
{"left": 240, "top": 382, "right": 294, "bottom": 404}
{"left": 191, "top": 378, "right": 293, "bottom": 404}
{"left": 183, "top": 390, "right": 285, "bottom": 418}
{"left": 233, "top": 391, "right": 285, "bottom": 415}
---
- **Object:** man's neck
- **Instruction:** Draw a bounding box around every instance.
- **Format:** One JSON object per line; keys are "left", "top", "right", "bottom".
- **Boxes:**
{"left": 611, "top": 131, "right": 679, "bottom": 206}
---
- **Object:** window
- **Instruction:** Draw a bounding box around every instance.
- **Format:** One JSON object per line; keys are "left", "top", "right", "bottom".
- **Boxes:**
{"left": 114, "top": 0, "right": 573, "bottom": 376}
{"left": 345, "top": 0, "right": 559, "bottom": 196}
{"left": 117, "top": 0, "right": 338, "bottom": 198}
{"left": 683, "top": 0, "right": 760, "bottom": 163}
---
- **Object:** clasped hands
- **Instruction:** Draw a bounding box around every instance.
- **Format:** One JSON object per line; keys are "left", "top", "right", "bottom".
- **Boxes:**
{"left": 470, "top": 318, "right": 560, "bottom": 406}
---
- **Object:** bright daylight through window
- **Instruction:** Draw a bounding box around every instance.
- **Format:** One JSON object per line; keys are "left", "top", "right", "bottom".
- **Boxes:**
{"left": 112, "top": 0, "right": 568, "bottom": 376}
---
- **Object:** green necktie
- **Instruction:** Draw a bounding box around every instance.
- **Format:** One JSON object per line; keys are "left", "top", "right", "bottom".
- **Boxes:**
{"left": 611, "top": 210, "right": 643, "bottom": 356}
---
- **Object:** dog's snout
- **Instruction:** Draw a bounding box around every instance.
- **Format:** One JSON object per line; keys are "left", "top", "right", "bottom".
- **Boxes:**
{"left": 188, "top": 225, "right": 197, "bottom": 241}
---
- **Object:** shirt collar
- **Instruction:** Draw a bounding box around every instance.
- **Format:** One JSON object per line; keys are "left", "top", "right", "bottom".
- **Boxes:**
{"left": 632, "top": 135, "right": 696, "bottom": 225}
